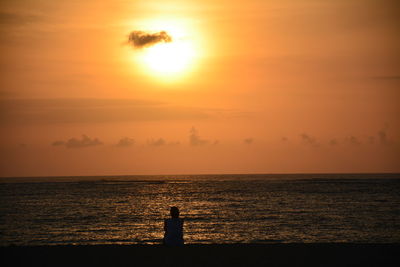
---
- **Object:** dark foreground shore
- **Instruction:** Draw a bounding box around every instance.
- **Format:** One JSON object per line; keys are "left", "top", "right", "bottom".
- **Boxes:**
{"left": 1, "top": 243, "right": 399, "bottom": 267}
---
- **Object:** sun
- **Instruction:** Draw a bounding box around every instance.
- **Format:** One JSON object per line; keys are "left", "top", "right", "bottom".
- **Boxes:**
{"left": 141, "top": 39, "right": 194, "bottom": 76}
{"left": 132, "top": 19, "right": 200, "bottom": 82}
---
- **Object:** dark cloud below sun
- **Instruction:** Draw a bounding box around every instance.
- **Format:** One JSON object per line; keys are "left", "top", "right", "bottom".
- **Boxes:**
{"left": 127, "top": 30, "right": 172, "bottom": 48}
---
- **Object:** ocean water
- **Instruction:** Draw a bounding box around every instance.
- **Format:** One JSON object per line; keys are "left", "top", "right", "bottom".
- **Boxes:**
{"left": 0, "top": 173, "right": 399, "bottom": 246}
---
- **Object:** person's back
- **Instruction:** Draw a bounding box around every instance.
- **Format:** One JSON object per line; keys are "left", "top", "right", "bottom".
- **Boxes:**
{"left": 163, "top": 207, "right": 184, "bottom": 246}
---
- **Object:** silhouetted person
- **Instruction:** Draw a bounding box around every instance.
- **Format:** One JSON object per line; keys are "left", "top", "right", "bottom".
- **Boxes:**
{"left": 163, "top": 206, "right": 184, "bottom": 246}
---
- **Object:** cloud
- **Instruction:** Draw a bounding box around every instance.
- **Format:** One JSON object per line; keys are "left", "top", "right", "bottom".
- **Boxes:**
{"left": 0, "top": 12, "right": 44, "bottom": 26}
{"left": 52, "top": 140, "right": 65, "bottom": 146}
{"left": 378, "top": 130, "right": 389, "bottom": 145}
{"left": 244, "top": 138, "right": 254, "bottom": 145}
{"left": 0, "top": 98, "right": 214, "bottom": 125}
{"left": 347, "top": 136, "right": 361, "bottom": 146}
{"left": 52, "top": 135, "right": 103, "bottom": 148}
{"left": 300, "top": 133, "right": 319, "bottom": 147}
{"left": 115, "top": 137, "right": 135, "bottom": 147}
{"left": 168, "top": 141, "right": 181, "bottom": 146}
{"left": 329, "top": 139, "right": 338, "bottom": 146}
{"left": 148, "top": 138, "right": 166, "bottom": 147}
{"left": 127, "top": 30, "right": 172, "bottom": 48}
{"left": 330, "top": 131, "right": 393, "bottom": 147}
{"left": 371, "top": 75, "right": 400, "bottom": 81}
{"left": 147, "top": 138, "right": 181, "bottom": 147}
{"left": 189, "top": 127, "right": 208, "bottom": 146}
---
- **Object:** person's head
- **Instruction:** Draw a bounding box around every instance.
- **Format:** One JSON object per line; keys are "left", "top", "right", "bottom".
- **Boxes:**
{"left": 170, "top": 206, "right": 180, "bottom": 218}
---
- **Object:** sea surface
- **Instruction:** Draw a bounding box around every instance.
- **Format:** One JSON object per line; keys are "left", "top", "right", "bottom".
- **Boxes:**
{"left": 1, "top": 173, "right": 399, "bottom": 246}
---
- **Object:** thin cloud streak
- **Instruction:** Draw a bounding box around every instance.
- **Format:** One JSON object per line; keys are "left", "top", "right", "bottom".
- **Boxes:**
{"left": 0, "top": 12, "right": 44, "bottom": 25}
{"left": 371, "top": 75, "right": 400, "bottom": 81}
{"left": 0, "top": 98, "right": 216, "bottom": 125}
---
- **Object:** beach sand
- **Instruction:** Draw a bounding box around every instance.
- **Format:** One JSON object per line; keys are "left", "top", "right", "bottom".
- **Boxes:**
{"left": 2, "top": 243, "right": 399, "bottom": 267}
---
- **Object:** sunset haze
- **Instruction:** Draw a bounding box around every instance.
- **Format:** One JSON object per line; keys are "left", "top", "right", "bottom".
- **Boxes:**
{"left": 1, "top": 0, "right": 399, "bottom": 176}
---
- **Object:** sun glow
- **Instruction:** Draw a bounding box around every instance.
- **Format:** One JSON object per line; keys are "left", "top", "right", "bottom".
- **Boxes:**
{"left": 141, "top": 39, "right": 194, "bottom": 76}
{"left": 132, "top": 19, "right": 201, "bottom": 82}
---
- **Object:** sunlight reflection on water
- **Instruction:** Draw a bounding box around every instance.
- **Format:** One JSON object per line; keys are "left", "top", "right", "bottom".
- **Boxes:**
{"left": 0, "top": 174, "right": 399, "bottom": 245}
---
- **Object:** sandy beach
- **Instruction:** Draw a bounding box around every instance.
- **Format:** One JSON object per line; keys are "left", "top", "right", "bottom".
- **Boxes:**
{"left": 2, "top": 243, "right": 399, "bottom": 267}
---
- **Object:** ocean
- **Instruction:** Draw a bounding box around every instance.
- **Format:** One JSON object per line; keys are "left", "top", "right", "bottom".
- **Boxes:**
{"left": 1, "top": 173, "right": 399, "bottom": 246}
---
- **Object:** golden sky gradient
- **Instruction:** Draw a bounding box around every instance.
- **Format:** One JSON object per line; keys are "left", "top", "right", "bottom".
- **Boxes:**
{"left": 0, "top": 0, "right": 399, "bottom": 176}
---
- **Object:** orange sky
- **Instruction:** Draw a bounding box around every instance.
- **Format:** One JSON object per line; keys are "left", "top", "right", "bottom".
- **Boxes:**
{"left": 0, "top": 0, "right": 399, "bottom": 176}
